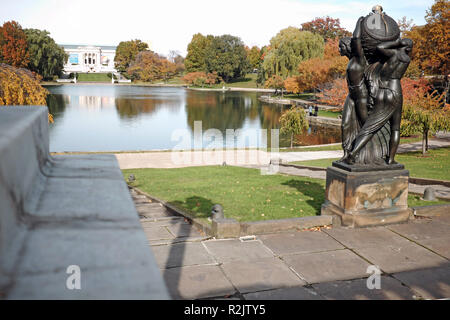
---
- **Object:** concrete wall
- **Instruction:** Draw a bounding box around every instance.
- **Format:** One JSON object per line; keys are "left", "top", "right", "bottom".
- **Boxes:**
{"left": 0, "top": 106, "right": 168, "bottom": 299}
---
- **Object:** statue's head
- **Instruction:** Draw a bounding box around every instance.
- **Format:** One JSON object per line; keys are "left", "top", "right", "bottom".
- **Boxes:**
{"left": 339, "top": 37, "right": 352, "bottom": 58}
{"left": 401, "top": 38, "right": 413, "bottom": 54}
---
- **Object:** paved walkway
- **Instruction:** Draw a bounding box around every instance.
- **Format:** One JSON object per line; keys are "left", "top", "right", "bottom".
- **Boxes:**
{"left": 115, "top": 149, "right": 343, "bottom": 169}
{"left": 130, "top": 189, "right": 450, "bottom": 300}
{"left": 397, "top": 137, "right": 450, "bottom": 153}
{"left": 115, "top": 138, "right": 450, "bottom": 170}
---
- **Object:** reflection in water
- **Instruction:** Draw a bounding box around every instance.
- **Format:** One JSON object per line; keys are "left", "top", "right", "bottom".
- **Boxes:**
{"left": 295, "top": 125, "right": 341, "bottom": 146}
{"left": 77, "top": 96, "right": 115, "bottom": 109}
{"left": 46, "top": 94, "right": 68, "bottom": 122}
{"left": 186, "top": 91, "right": 250, "bottom": 132}
{"left": 115, "top": 96, "right": 181, "bottom": 119}
{"left": 45, "top": 85, "right": 340, "bottom": 152}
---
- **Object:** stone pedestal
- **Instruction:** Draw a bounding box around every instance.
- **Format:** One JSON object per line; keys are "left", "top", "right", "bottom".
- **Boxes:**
{"left": 321, "top": 163, "right": 411, "bottom": 228}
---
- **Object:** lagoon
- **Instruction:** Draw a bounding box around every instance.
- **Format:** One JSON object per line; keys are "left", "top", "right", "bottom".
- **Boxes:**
{"left": 46, "top": 85, "right": 340, "bottom": 152}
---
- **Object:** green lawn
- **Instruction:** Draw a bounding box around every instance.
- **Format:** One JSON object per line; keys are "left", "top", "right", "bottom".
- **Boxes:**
{"left": 317, "top": 110, "right": 342, "bottom": 118}
{"left": 291, "top": 147, "right": 450, "bottom": 181}
{"left": 187, "top": 73, "right": 259, "bottom": 89}
{"left": 279, "top": 144, "right": 342, "bottom": 152}
{"left": 77, "top": 73, "right": 111, "bottom": 82}
{"left": 407, "top": 194, "right": 450, "bottom": 207}
{"left": 278, "top": 135, "right": 430, "bottom": 153}
{"left": 283, "top": 93, "right": 315, "bottom": 100}
{"left": 123, "top": 166, "right": 449, "bottom": 223}
{"left": 225, "top": 73, "right": 258, "bottom": 88}
{"left": 124, "top": 166, "right": 325, "bottom": 223}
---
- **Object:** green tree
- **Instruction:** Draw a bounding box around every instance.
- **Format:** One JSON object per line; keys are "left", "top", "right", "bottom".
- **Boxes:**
{"left": 247, "top": 46, "right": 262, "bottom": 71}
{"left": 279, "top": 107, "right": 308, "bottom": 148}
{"left": 24, "top": 28, "right": 67, "bottom": 80}
{"left": 114, "top": 39, "right": 148, "bottom": 73}
{"left": 262, "top": 27, "right": 324, "bottom": 80}
{"left": 204, "top": 34, "right": 250, "bottom": 82}
{"left": 184, "top": 33, "right": 212, "bottom": 72}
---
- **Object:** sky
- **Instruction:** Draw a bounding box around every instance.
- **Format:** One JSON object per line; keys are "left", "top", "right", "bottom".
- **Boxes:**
{"left": 0, "top": 0, "right": 435, "bottom": 57}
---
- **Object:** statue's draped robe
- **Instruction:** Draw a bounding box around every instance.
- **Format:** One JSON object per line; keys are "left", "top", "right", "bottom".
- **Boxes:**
{"left": 342, "top": 62, "right": 394, "bottom": 165}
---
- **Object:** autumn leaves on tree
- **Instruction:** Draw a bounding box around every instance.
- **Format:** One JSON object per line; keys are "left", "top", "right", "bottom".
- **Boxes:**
{"left": 0, "top": 21, "right": 67, "bottom": 80}
{"left": 114, "top": 40, "right": 183, "bottom": 82}
{"left": 0, "top": 21, "right": 57, "bottom": 122}
{"left": 0, "top": 21, "right": 30, "bottom": 68}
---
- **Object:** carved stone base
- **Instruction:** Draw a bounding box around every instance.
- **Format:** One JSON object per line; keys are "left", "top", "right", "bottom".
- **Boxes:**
{"left": 321, "top": 165, "right": 411, "bottom": 228}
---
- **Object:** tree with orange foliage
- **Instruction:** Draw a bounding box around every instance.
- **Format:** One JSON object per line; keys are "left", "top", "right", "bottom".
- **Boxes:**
{"left": 301, "top": 16, "right": 351, "bottom": 40}
{"left": 126, "top": 51, "right": 176, "bottom": 82}
{"left": 404, "top": 0, "right": 449, "bottom": 75}
{"left": 181, "top": 71, "right": 221, "bottom": 87}
{"left": 284, "top": 76, "right": 302, "bottom": 94}
{"left": 0, "top": 63, "right": 52, "bottom": 122}
{"left": 0, "top": 21, "right": 30, "bottom": 68}
{"left": 317, "top": 78, "right": 348, "bottom": 107}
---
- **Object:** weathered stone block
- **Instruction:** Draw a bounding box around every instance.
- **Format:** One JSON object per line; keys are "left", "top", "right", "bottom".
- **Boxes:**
{"left": 0, "top": 106, "right": 169, "bottom": 299}
{"left": 321, "top": 166, "right": 411, "bottom": 227}
{"left": 211, "top": 218, "right": 240, "bottom": 238}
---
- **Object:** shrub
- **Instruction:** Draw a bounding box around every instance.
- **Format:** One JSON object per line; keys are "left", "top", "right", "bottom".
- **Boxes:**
{"left": 182, "top": 71, "right": 222, "bottom": 87}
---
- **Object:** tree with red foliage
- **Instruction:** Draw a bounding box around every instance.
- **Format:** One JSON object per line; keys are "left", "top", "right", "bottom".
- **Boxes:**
{"left": 0, "top": 21, "right": 30, "bottom": 68}
{"left": 301, "top": 16, "right": 351, "bottom": 40}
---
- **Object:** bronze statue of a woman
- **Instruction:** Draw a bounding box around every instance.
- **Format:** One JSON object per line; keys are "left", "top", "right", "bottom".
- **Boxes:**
{"left": 337, "top": 6, "right": 412, "bottom": 168}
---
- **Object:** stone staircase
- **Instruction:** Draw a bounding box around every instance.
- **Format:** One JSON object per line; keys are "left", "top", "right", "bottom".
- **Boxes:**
{"left": 129, "top": 189, "right": 208, "bottom": 246}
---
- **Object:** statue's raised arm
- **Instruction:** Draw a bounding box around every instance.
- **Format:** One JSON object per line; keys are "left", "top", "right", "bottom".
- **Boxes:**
{"left": 351, "top": 17, "right": 366, "bottom": 65}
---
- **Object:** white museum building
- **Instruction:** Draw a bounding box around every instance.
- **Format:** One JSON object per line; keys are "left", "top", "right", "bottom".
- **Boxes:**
{"left": 61, "top": 44, "right": 117, "bottom": 74}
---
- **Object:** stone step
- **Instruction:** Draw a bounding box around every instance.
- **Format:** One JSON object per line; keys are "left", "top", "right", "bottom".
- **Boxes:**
{"left": 135, "top": 202, "right": 163, "bottom": 209}
{"left": 138, "top": 208, "right": 174, "bottom": 219}
{"left": 133, "top": 199, "right": 154, "bottom": 205}
{"left": 140, "top": 217, "right": 187, "bottom": 228}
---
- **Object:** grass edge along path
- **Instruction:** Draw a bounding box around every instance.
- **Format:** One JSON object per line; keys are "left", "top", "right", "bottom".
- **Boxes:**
{"left": 123, "top": 166, "right": 449, "bottom": 224}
